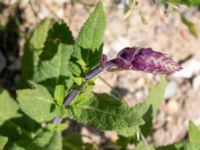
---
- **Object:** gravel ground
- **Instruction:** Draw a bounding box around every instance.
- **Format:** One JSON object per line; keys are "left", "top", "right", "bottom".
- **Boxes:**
{"left": 0, "top": 0, "right": 200, "bottom": 148}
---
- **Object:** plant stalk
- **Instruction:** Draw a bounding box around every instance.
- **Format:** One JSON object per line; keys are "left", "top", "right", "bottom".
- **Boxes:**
{"left": 53, "top": 59, "right": 117, "bottom": 124}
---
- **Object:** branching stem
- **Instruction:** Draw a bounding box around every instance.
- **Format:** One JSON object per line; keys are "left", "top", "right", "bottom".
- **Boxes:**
{"left": 53, "top": 59, "right": 117, "bottom": 124}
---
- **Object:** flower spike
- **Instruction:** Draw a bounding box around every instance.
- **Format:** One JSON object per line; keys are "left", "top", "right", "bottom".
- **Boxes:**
{"left": 113, "top": 47, "right": 182, "bottom": 74}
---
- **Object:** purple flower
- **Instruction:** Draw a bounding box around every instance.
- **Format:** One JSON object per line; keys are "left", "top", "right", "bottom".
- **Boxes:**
{"left": 113, "top": 47, "right": 182, "bottom": 74}
{"left": 85, "top": 47, "right": 181, "bottom": 80}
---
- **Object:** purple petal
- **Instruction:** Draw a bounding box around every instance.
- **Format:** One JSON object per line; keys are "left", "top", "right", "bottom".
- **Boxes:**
{"left": 114, "top": 47, "right": 139, "bottom": 70}
{"left": 113, "top": 58, "right": 131, "bottom": 70}
{"left": 115, "top": 47, "right": 182, "bottom": 74}
{"left": 117, "top": 47, "right": 138, "bottom": 61}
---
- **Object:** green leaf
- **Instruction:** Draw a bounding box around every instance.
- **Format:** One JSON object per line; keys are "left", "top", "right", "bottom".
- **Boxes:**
{"left": 29, "top": 20, "right": 53, "bottom": 49}
{"left": 28, "top": 130, "right": 52, "bottom": 149}
{"left": 156, "top": 141, "right": 186, "bottom": 150}
{"left": 45, "top": 131, "right": 62, "bottom": 150}
{"left": 68, "top": 60, "right": 83, "bottom": 77}
{"left": 54, "top": 84, "right": 65, "bottom": 105}
{"left": 0, "top": 115, "right": 40, "bottom": 143}
{"left": 0, "top": 89, "right": 20, "bottom": 125}
{"left": 73, "top": 77, "right": 84, "bottom": 86}
{"left": 189, "top": 121, "right": 200, "bottom": 145}
{"left": 182, "top": 121, "right": 200, "bottom": 150}
{"left": 33, "top": 21, "right": 74, "bottom": 93}
{"left": 63, "top": 133, "right": 83, "bottom": 150}
{"left": 117, "top": 126, "right": 137, "bottom": 137}
{"left": 117, "top": 76, "right": 167, "bottom": 137}
{"left": 116, "top": 135, "right": 136, "bottom": 149}
{"left": 0, "top": 121, "right": 22, "bottom": 143}
{"left": 186, "top": 144, "right": 200, "bottom": 150}
{"left": 83, "top": 143, "right": 97, "bottom": 150}
{"left": 8, "top": 139, "right": 33, "bottom": 150}
{"left": 136, "top": 143, "right": 155, "bottom": 150}
{"left": 0, "top": 135, "right": 8, "bottom": 149}
{"left": 143, "top": 76, "right": 167, "bottom": 118}
{"left": 73, "top": 0, "right": 106, "bottom": 70}
{"left": 9, "top": 144, "right": 26, "bottom": 150}
{"left": 17, "top": 82, "right": 56, "bottom": 123}
{"left": 140, "top": 76, "right": 167, "bottom": 136}
{"left": 48, "top": 123, "right": 68, "bottom": 132}
{"left": 181, "top": 16, "right": 198, "bottom": 38}
{"left": 19, "top": 19, "right": 53, "bottom": 88}
{"left": 66, "top": 93, "right": 144, "bottom": 131}
{"left": 28, "top": 130, "right": 62, "bottom": 150}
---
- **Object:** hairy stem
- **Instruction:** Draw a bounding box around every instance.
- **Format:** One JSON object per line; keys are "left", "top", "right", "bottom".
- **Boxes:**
{"left": 53, "top": 116, "right": 62, "bottom": 124}
{"left": 84, "top": 59, "right": 116, "bottom": 80}
{"left": 64, "top": 90, "right": 80, "bottom": 106}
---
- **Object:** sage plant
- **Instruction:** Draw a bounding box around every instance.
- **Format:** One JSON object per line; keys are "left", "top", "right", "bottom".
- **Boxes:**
{"left": 65, "top": 47, "right": 182, "bottom": 105}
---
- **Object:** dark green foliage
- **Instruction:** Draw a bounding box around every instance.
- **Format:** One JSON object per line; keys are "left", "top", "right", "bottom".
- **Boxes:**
{"left": 63, "top": 133, "right": 83, "bottom": 150}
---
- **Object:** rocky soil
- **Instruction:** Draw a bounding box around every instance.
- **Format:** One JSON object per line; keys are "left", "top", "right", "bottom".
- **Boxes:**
{"left": 0, "top": 0, "right": 200, "bottom": 148}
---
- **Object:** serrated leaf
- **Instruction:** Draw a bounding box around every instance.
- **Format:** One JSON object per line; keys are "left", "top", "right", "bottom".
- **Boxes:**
{"left": 73, "top": 1, "right": 106, "bottom": 71}
{"left": 0, "top": 135, "right": 8, "bottom": 149}
{"left": 19, "top": 19, "right": 53, "bottom": 88}
{"left": 0, "top": 89, "right": 20, "bottom": 125}
{"left": 29, "top": 20, "right": 54, "bottom": 49}
{"left": 63, "top": 133, "right": 83, "bottom": 150}
{"left": 28, "top": 130, "right": 62, "bottom": 150}
{"left": 33, "top": 21, "right": 74, "bottom": 93}
{"left": 17, "top": 82, "right": 56, "bottom": 123}
{"left": 66, "top": 93, "right": 144, "bottom": 131}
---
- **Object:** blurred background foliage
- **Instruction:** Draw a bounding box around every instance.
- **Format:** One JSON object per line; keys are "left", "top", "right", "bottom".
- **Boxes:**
{"left": 160, "top": 0, "right": 200, "bottom": 7}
